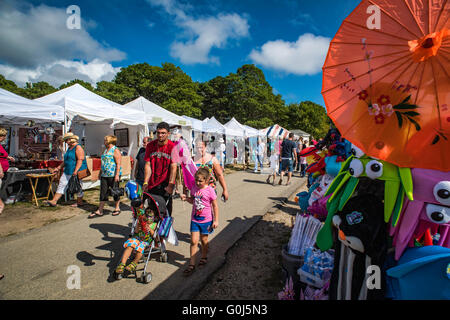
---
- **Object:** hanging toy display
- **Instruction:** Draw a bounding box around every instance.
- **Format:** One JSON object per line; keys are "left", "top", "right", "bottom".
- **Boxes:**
{"left": 390, "top": 168, "right": 450, "bottom": 260}
{"left": 316, "top": 144, "right": 414, "bottom": 251}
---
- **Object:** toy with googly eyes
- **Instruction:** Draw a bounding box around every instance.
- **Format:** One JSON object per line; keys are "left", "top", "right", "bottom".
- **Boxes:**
{"left": 329, "top": 194, "right": 388, "bottom": 300}
{"left": 390, "top": 168, "right": 450, "bottom": 260}
{"left": 316, "top": 144, "right": 413, "bottom": 251}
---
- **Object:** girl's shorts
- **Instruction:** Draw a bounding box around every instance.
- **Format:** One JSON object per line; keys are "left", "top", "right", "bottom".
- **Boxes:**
{"left": 124, "top": 238, "right": 149, "bottom": 254}
{"left": 190, "top": 220, "right": 213, "bottom": 235}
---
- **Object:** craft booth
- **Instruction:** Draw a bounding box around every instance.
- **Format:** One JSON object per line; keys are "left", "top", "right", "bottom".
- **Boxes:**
{"left": 36, "top": 84, "right": 148, "bottom": 187}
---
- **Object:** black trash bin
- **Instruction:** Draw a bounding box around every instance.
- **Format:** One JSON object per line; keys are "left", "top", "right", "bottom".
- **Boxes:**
{"left": 281, "top": 244, "right": 305, "bottom": 299}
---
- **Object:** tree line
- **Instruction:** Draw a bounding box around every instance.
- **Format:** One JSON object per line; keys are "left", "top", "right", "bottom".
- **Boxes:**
{"left": 0, "top": 62, "right": 331, "bottom": 138}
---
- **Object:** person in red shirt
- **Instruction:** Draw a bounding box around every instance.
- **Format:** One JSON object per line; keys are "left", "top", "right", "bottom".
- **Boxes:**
{"left": 143, "top": 122, "right": 177, "bottom": 215}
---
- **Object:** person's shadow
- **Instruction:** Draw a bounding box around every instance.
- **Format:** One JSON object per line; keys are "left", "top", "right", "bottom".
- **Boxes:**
{"left": 76, "top": 222, "right": 189, "bottom": 283}
{"left": 242, "top": 179, "right": 269, "bottom": 185}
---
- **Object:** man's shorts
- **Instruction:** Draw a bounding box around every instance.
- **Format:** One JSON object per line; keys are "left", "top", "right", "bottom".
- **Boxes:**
{"left": 280, "top": 159, "right": 293, "bottom": 173}
{"left": 190, "top": 220, "right": 213, "bottom": 235}
{"left": 124, "top": 238, "right": 149, "bottom": 254}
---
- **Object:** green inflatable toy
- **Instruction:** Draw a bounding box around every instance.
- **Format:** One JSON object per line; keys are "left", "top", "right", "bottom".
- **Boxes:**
{"left": 316, "top": 146, "right": 413, "bottom": 251}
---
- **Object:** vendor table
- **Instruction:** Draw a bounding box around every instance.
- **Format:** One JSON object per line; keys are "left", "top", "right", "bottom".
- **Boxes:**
{"left": 0, "top": 169, "right": 48, "bottom": 203}
{"left": 26, "top": 173, "right": 56, "bottom": 206}
{"left": 32, "top": 160, "right": 63, "bottom": 169}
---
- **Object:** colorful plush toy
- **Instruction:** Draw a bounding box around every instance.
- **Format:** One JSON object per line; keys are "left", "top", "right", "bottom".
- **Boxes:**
{"left": 324, "top": 155, "right": 343, "bottom": 178}
{"left": 386, "top": 246, "right": 450, "bottom": 300}
{"left": 296, "top": 183, "right": 319, "bottom": 213}
{"left": 329, "top": 194, "right": 387, "bottom": 300}
{"left": 390, "top": 168, "right": 450, "bottom": 260}
{"left": 307, "top": 194, "right": 331, "bottom": 222}
{"left": 316, "top": 144, "right": 413, "bottom": 251}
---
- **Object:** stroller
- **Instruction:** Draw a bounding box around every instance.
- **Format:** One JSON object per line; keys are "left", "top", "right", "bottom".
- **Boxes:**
{"left": 115, "top": 181, "right": 173, "bottom": 283}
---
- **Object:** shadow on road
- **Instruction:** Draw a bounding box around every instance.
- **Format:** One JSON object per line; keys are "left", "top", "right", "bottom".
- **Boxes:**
{"left": 74, "top": 202, "right": 132, "bottom": 215}
{"left": 142, "top": 214, "right": 264, "bottom": 300}
{"left": 242, "top": 179, "right": 270, "bottom": 185}
{"left": 76, "top": 222, "right": 190, "bottom": 283}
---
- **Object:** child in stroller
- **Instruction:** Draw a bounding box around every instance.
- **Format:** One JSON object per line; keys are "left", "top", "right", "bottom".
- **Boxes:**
{"left": 114, "top": 181, "right": 170, "bottom": 283}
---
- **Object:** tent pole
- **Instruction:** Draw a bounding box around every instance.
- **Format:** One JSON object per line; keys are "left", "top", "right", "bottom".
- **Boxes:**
{"left": 63, "top": 105, "right": 68, "bottom": 152}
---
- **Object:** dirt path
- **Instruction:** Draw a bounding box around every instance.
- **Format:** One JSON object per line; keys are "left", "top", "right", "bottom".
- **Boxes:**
{"left": 195, "top": 183, "right": 307, "bottom": 300}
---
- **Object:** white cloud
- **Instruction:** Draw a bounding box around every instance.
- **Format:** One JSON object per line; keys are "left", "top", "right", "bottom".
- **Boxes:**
{"left": 0, "top": 0, "right": 126, "bottom": 68}
{"left": 249, "top": 33, "right": 330, "bottom": 75}
{"left": 147, "top": 0, "right": 250, "bottom": 64}
{"left": 0, "top": 59, "right": 121, "bottom": 88}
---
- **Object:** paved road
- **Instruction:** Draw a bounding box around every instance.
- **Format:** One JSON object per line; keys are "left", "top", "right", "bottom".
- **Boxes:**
{"left": 0, "top": 170, "right": 306, "bottom": 300}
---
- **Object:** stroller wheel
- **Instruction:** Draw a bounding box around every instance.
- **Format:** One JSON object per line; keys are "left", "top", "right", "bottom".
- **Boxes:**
{"left": 141, "top": 272, "right": 152, "bottom": 284}
{"left": 114, "top": 272, "right": 123, "bottom": 280}
{"left": 160, "top": 252, "right": 168, "bottom": 263}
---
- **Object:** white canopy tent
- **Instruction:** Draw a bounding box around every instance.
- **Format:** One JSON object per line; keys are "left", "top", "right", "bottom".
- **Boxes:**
{"left": 36, "top": 84, "right": 148, "bottom": 157}
{"left": 124, "top": 97, "right": 192, "bottom": 146}
{"left": 261, "top": 124, "right": 292, "bottom": 156}
{"left": 201, "top": 117, "right": 227, "bottom": 162}
{"left": 223, "top": 117, "right": 246, "bottom": 165}
{"left": 0, "top": 88, "right": 65, "bottom": 156}
{"left": 242, "top": 124, "right": 267, "bottom": 167}
{"left": 181, "top": 115, "right": 226, "bottom": 157}
{"left": 0, "top": 88, "right": 64, "bottom": 124}
{"left": 260, "top": 124, "right": 290, "bottom": 140}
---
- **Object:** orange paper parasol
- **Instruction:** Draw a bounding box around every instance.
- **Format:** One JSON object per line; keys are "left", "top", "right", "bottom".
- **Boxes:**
{"left": 322, "top": 0, "right": 450, "bottom": 171}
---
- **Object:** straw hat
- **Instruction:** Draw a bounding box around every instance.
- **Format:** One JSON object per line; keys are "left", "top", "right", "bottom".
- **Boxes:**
{"left": 63, "top": 132, "right": 79, "bottom": 141}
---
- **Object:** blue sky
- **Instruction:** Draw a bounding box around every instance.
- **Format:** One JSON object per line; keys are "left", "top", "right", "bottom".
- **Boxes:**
{"left": 0, "top": 0, "right": 361, "bottom": 107}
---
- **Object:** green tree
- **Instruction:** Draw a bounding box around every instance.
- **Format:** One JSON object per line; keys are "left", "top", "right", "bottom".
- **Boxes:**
{"left": 198, "top": 76, "right": 234, "bottom": 122}
{"left": 22, "top": 81, "right": 57, "bottom": 99}
{"left": 200, "top": 64, "right": 285, "bottom": 128}
{"left": 0, "top": 74, "right": 27, "bottom": 96}
{"left": 59, "top": 79, "right": 94, "bottom": 91}
{"left": 284, "top": 101, "right": 329, "bottom": 138}
{"left": 95, "top": 81, "right": 138, "bottom": 104}
{"left": 115, "top": 62, "right": 202, "bottom": 117}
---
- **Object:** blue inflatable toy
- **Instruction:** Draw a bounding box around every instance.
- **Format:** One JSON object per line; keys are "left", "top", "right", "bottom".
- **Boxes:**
{"left": 125, "top": 180, "right": 143, "bottom": 207}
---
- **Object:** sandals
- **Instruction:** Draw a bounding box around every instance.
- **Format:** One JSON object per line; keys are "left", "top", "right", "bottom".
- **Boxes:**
{"left": 45, "top": 201, "right": 57, "bottom": 207}
{"left": 184, "top": 264, "right": 195, "bottom": 276}
{"left": 198, "top": 257, "right": 208, "bottom": 267}
{"left": 125, "top": 261, "right": 137, "bottom": 273}
{"left": 112, "top": 210, "right": 121, "bottom": 216}
{"left": 115, "top": 263, "right": 125, "bottom": 275}
{"left": 88, "top": 211, "right": 103, "bottom": 219}
{"left": 71, "top": 201, "right": 86, "bottom": 208}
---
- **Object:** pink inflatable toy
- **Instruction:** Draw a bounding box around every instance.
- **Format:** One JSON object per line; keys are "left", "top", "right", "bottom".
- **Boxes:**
{"left": 171, "top": 139, "right": 197, "bottom": 191}
{"left": 390, "top": 168, "right": 450, "bottom": 260}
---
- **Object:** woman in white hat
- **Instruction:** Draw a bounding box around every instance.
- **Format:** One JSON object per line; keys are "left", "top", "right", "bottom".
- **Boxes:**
{"left": 45, "top": 132, "right": 88, "bottom": 207}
